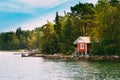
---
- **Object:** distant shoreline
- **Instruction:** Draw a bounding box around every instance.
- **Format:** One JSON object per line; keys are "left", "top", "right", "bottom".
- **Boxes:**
{"left": 0, "top": 50, "right": 19, "bottom": 52}
{"left": 1, "top": 51, "right": 120, "bottom": 61}
{"left": 23, "top": 53, "right": 120, "bottom": 61}
{"left": 0, "top": 49, "right": 30, "bottom": 52}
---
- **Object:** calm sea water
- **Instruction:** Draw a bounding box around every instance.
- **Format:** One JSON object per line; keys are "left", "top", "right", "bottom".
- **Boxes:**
{"left": 0, "top": 52, "right": 120, "bottom": 80}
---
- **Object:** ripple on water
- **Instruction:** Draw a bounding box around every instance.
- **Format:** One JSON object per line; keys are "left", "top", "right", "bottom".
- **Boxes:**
{"left": 0, "top": 52, "right": 120, "bottom": 80}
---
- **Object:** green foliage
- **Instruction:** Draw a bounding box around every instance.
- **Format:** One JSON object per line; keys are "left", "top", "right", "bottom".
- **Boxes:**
{"left": 40, "top": 22, "right": 59, "bottom": 54}
{"left": 60, "top": 16, "right": 73, "bottom": 53}
{"left": 91, "top": 0, "right": 120, "bottom": 55}
{"left": 71, "top": 2, "right": 96, "bottom": 36}
{"left": 54, "top": 11, "right": 62, "bottom": 35}
{"left": 0, "top": 28, "right": 40, "bottom": 50}
{"left": 0, "top": 1, "right": 119, "bottom": 56}
{"left": 0, "top": 32, "right": 19, "bottom": 50}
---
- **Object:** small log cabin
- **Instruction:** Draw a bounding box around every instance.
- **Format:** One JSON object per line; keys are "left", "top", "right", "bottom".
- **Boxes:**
{"left": 73, "top": 36, "right": 91, "bottom": 56}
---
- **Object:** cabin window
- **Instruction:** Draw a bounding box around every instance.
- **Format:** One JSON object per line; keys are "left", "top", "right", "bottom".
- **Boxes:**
{"left": 80, "top": 43, "right": 84, "bottom": 49}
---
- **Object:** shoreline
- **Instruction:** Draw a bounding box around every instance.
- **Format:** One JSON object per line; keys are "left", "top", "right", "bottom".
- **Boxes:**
{"left": 1, "top": 51, "right": 120, "bottom": 61}
{"left": 0, "top": 49, "right": 29, "bottom": 52}
{"left": 23, "top": 53, "right": 120, "bottom": 61}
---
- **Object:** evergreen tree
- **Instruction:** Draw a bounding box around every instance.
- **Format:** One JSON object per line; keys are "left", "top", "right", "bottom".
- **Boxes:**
{"left": 71, "top": 2, "right": 95, "bottom": 36}
{"left": 54, "top": 11, "right": 62, "bottom": 52}
{"left": 91, "top": 0, "right": 120, "bottom": 55}
{"left": 41, "top": 22, "right": 59, "bottom": 54}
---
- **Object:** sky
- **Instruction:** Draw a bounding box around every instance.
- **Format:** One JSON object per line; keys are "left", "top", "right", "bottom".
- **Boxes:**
{"left": 0, "top": 0, "right": 97, "bottom": 32}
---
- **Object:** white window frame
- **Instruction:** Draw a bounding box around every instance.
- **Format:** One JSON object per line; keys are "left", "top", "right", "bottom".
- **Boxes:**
{"left": 80, "top": 43, "right": 84, "bottom": 49}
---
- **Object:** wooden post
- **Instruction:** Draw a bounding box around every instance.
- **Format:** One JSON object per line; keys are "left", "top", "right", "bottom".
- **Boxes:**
{"left": 85, "top": 43, "right": 87, "bottom": 55}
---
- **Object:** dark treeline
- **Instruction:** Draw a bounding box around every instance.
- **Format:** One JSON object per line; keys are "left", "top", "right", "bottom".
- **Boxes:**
{"left": 0, "top": 28, "right": 40, "bottom": 50}
{"left": 0, "top": 0, "right": 120, "bottom": 55}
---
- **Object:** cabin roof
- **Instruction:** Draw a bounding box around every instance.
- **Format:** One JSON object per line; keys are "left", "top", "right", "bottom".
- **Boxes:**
{"left": 73, "top": 36, "right": 90, "bottom": 44}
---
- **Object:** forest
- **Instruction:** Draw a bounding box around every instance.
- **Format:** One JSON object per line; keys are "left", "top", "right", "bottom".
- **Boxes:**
{"left": 0, "top": 0, "right": 120, "bottom": 56}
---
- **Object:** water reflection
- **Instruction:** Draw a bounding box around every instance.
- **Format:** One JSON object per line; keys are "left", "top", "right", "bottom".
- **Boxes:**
{"left": 0, "top": 52, "right": 120, "bottom": 80}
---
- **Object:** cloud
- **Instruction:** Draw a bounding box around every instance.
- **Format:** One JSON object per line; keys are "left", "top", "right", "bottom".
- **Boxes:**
{"left": 17, "top": 13, "right": 55, "bottom": 30}
{"left": 0, "top": 0, "right": 67, "bottom": 14}
{"left": 0, "top": 0, "right": 98, "bottom": 32}
{"left": 82, "top": 0, "right": 97, "bottom": 4}
{"left": 0, "top": 2, "right": 31, "bottom": 13}
{"left": 11, "top": 0, "right": 67, "bottom": 8}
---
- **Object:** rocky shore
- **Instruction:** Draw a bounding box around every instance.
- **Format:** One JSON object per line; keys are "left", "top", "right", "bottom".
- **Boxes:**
{"left": 22, "top": 53, "right": 120, "bottom": 61}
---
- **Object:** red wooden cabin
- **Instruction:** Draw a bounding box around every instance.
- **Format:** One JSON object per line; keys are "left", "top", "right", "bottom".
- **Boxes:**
{"left": 77, "top": 41, "right": 87, "bottom": 53}
{"left": 73, "top": 37, "right": 90, "bottom": 56}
